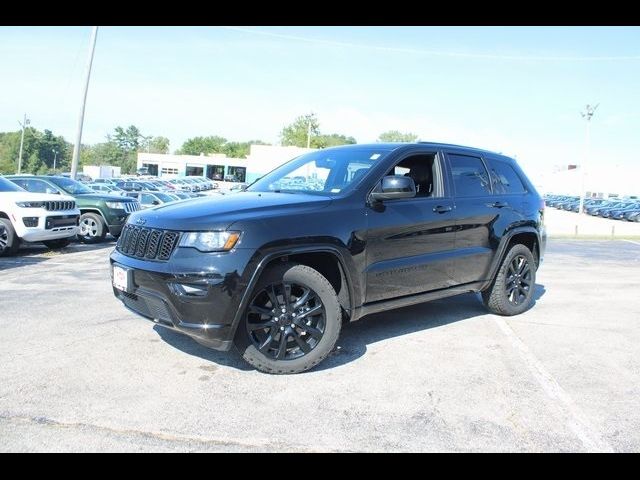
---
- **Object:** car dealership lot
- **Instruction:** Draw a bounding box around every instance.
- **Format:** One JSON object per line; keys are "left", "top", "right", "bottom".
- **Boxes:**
{"left": 1, "top": 239, "right": 639, "bottom": 452}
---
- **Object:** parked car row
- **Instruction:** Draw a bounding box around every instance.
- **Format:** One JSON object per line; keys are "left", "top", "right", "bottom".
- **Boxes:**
{"left": 544, "top": 194, "right": 640, "bottom": 221}
{"left": 1, "top": 176, "right": 81, "bottom": 255}
{"left": 0, "top": 173, "right": 222, "bottom": 255}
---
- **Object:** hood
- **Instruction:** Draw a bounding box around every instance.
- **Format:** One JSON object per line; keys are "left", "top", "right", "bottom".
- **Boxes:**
{"left": 128, "top": 192, "right": 333, "bottom": 230}
{"left": 75, "top": 193, "right": 137, "bottom": 202}
{"left": 1, "top": 191, "right": 76, "bottom": 202}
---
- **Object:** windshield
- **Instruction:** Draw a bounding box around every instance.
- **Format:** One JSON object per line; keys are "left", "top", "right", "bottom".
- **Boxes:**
{"left": 154, "top": 192, "right": 174, "bottom": 202}
{"left": 0, "top": 177, "right": 25, "bottom": 192}
{"left": 247, "top": 148, "right": 391, "bottom": 195}
{"left": 49, "top": 176, "right": 95, "bottom": 195}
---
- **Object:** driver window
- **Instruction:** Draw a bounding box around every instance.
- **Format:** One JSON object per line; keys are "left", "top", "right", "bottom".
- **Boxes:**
{"left": 385, "top": 154, "right": 437, "bottom": 198}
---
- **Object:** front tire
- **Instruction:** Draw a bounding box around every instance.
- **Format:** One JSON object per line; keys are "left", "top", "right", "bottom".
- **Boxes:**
{"left": 78, "top": 212, "right": 106, "bottom": 243}
{"left": 0, "top": 218, "right": 19, "bottom": 256}
{"left": 234, "top": 262, "right": 341, "bottom": 374}
{"left": 482, "top": 244, "right": 536, "bottom": 316}
{"left": 43, "top": 238, "right": 72, "bottom": 249}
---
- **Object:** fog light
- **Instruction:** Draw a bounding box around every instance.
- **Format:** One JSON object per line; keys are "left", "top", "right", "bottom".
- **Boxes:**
{"left": 22, "top": 217, "right": 38, "bottom": 227}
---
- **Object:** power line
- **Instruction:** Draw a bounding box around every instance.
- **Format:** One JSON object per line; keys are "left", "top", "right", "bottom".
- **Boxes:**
{"left": 220, "top": 27, "right": 640, "bottom": 62}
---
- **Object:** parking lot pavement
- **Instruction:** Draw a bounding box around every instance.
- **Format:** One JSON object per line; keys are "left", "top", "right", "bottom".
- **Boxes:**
{"left": 1, "top": 240, "right": 639, "bottom": 452}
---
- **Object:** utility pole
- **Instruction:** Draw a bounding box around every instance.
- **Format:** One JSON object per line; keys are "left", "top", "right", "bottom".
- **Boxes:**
{"left": 578, "top": 103, "right": 598, "bottom": 214}
{"left": 17, "top": 114, "right": 30, "bottom": 174}
{"left": 306, "top": 120, "right": 311, "bottom": 149}
{"left": 52, "top": 149, "right": 58, "bottom": 173}
{"left": 70, "top": 26, "right": 98, "bottom": 180}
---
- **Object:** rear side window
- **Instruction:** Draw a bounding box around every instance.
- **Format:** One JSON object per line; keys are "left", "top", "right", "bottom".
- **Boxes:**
{"left": 448, "top": 154, "right": 492, "bottom": 197}
{"left": 487, "top": 160, "right": 526, "bottom": 194}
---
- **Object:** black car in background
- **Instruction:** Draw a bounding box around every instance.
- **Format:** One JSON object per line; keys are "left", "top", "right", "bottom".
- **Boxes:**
{"left": 111, "top": 143, "right": 546, "bottom": 374}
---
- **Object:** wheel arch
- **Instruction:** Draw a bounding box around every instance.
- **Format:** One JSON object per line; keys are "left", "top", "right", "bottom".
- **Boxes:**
{"left": 483, "top": 227, "right": 541, "bottom": 290}
{"left": 79, "top": 208, "right": 107, "bottom": 222}
{"left": 230, "top": 246, "right": 355, "bottom": 340}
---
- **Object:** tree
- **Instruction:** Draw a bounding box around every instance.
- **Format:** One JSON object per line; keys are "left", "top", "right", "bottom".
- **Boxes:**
{"left": 313, "top": 133, "right": 357, "bottom": 149}
{"left": 280, "top": 113, "right": 320, "bottom": 147}
{"left": 377, "top": 130, "right": 418, "bottom": 143}
{"left": 0, "top": 127, "right": 72, "bottom": 174}
{"left": 144, "top": 136, "right": 170, "bottom": 154}
{"left": 113, "top": 125, "right": 142, "bottom": 152}
{"left": 178, "top": 136, "right": 227, "bottom": 155}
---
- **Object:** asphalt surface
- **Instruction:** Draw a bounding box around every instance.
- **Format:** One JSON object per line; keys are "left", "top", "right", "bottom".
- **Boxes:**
{"left": 1, "top": 239, "right": 639, "bottom": 452}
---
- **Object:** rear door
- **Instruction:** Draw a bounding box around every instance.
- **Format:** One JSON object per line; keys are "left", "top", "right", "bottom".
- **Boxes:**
{"left": 445, "top": 152, "right": 496, "bottom": 285}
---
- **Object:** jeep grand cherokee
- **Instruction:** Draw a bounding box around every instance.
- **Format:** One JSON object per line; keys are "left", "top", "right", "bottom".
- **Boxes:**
{"left": 110, "top": 143, "right": 546, "bottom": 374}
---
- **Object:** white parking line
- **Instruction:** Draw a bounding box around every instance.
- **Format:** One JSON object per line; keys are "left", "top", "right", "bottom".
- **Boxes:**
{"left": 622, "top": 239, "right": 640, "bottom": 246}
{"left": 494, "top": 317, "right": 614, "bottom": 452}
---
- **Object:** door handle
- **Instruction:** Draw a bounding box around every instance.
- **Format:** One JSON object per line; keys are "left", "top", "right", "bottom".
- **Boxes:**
{"left": 433, "top": 205, "right": 453, "bottom": 213}
{"left": 488, "top": 201, "right": 509, "bottom": 208}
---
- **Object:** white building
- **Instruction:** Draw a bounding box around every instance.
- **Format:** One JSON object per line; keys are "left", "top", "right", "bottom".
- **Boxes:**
{"left": 82, "top": 165, "right": 121, "bottom": 179}
{"left": 137, "top": 145, "right": 316, "bottom": 185}
{"left": 537, "top": 164, "right": 640, "bottom": 198}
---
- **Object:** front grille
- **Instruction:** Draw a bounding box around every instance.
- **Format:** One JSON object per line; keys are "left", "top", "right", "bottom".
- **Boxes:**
{"left": 45, "top": 201, "right": 75, "bottom": 211}
{"left": 124, "top": 202, "right": 140, "bottom": 213}
{"left": 116, "top": 225, "right": 180, "bottom": 261}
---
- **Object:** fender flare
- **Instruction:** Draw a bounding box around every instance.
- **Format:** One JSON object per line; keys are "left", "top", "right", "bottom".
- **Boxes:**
{"left": 482, "top": 226, "right": 542, "bottom": 290}
{"left": 229, "top": 245, "right": 356, "bottom": 339}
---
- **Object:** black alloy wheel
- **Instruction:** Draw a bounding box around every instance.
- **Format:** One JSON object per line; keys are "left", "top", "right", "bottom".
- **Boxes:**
{"left": 482, "top": 243, "right": 537, "bottom": 316}
{"left": 246, "top": 282, "right": 326, "bottom": 361}
{"left": 235, "top": 262, "right": 341, "bottom": 374}
{"left": 504, "top": 254, "right": 532, "bottom": 306}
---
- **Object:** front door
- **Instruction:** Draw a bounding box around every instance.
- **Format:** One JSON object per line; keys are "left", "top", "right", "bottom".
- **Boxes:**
{"left": 364, "top": 152, "right": 457, "bottom": 303}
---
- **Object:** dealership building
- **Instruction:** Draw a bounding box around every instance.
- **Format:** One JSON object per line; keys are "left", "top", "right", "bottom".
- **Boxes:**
{"left": 137, "top": 145, "right": 315, "bottom": 185}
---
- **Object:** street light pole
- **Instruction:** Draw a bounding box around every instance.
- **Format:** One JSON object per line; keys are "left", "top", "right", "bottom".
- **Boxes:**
{"left": 70, "top": 26, "right": 99, "bottom": 180}
{"left": 578, "top": 104, "right": 598, "bottom": 214}
{"left": 17, "top": 114, "right": 30, "bottom": 174}
{"left": 52, "top": 149, "right": 58, "bottom": 173}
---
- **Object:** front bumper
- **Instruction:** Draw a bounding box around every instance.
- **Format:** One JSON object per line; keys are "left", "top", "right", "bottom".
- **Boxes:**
{"left": 110, "top": 247, "right": 255, "bottom": 350}
{"left": 14, "top": 212, "right": 79, "bottom": 242}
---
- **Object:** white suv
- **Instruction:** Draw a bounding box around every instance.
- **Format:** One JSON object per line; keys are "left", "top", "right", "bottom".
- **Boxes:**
{"left": 0, "top": 176, "right": 80, "bottom": 256}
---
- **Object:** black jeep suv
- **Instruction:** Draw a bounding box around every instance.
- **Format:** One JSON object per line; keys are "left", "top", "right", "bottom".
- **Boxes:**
{"left": 111, "top": 143, "right": 546, "bottom": 374}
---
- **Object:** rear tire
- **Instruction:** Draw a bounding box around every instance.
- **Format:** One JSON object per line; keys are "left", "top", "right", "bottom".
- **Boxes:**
{"left": 0, "top": 218, "right": 19, "bottom": 256}
{"left": 43, "top": 238, "right": 72, "bottom": 249}
{"left": 482, "top": 244, "right": 536, "bottom": 316}
{"left": 78, "top": 212, "right": 106, "bottom": 243}
{"left": 234, "top": 262, "right": 341, "bottom": 374}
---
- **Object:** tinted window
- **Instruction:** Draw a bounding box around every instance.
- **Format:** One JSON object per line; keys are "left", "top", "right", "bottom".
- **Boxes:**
{"left": 449, "top": 154, "right": 492, "bottom": 197}
{"left": 487, "top": 160, "right": 526, "bottom": 194}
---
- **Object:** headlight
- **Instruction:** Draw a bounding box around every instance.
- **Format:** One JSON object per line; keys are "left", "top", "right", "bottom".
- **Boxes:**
{"left": 15, "top": 201, "right": 46, "bottom": 208}
{"left": 179, "top": 231, "right": 241, "bottom": 252}
{"left": 105, "top": 201, "right": 127, "bottom": 209}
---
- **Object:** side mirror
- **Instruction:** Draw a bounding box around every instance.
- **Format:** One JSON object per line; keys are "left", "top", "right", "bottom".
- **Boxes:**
{"left": 152, "top": 200, "right": 160, "bottom": 205}
{"left": 370, "top": 175, "right": 416, "bottom": 202}
{"left": 46, "top": 188, "right": 60, "bottom": 195}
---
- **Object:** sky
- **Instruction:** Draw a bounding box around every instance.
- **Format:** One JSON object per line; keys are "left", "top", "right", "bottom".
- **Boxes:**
{"left": 1, "top": 26, "right": 639, "bottom": 177}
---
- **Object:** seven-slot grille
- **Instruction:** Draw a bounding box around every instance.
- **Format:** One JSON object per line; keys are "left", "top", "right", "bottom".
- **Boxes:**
{"left": 116, "top": 225, "right": 180, "bottom": 261}
{"left": 123, "top": 202, "right": 140, "bottom": 213}
{"left": 45, "top": 201, "right": 75, "bottom": 211}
